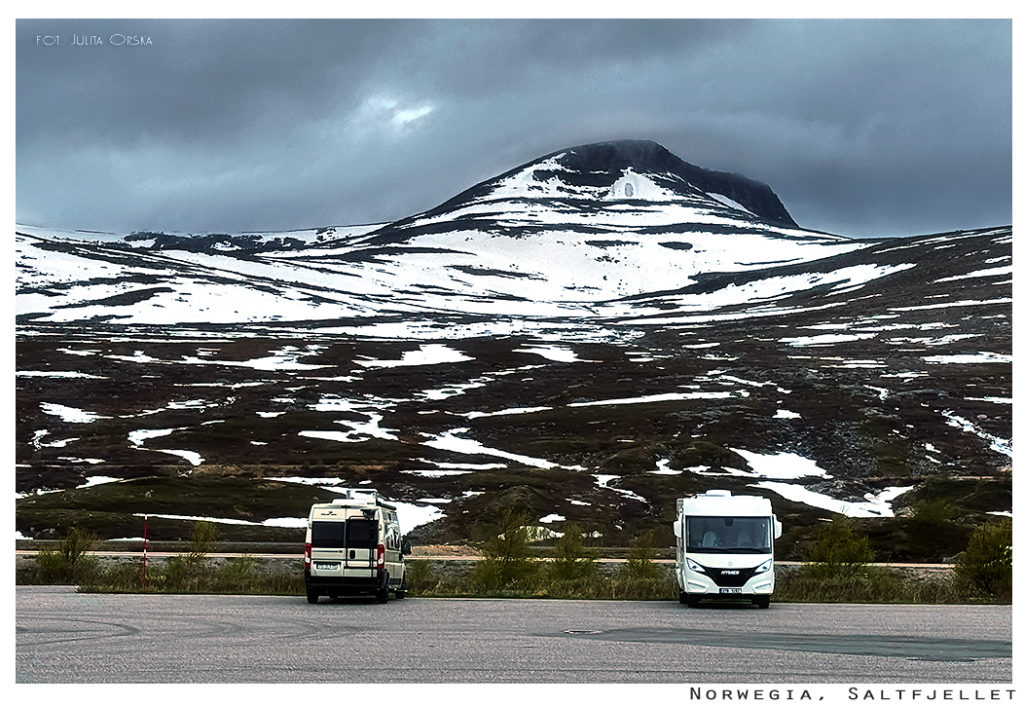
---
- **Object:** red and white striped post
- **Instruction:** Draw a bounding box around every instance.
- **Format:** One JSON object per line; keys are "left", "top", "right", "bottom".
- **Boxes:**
{"left": 142, "top": 514, "right": 148, "bottom": 591}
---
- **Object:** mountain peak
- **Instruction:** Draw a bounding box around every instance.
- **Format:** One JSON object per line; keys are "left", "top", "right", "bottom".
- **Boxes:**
{"left": 422, "top": 138, "right": 799, "bottom": 229}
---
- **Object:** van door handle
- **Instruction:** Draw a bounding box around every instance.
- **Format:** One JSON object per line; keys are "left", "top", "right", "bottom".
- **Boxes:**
{"left": 349, "top": 550, "right": 355, "bottom": 559}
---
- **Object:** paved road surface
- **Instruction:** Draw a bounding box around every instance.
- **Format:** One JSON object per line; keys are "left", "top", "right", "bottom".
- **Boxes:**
{"left": 16, "top": 586, "right": 1010, "bottom": 683}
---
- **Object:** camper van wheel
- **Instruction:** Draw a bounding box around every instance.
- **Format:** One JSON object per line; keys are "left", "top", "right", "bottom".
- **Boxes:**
{"left": 753, "top": 596, "right": 770, "bottom": 609}
{"left": 685, "top": 593, "right": 700, "bottom": 608}
{"left": 678, "top": 587, "right": 686, "bottom": 604}
{"left": 306, "top": 588, "right": 319, "bottom": 604}
{"left": 376, "top": 573, "right": 389, "bottom": 604}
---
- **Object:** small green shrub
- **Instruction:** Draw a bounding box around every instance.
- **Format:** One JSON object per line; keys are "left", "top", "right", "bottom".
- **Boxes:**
{"left": 618, "top": 530, "right": 660, "bottom": 580}
{"left": 35, "top": 527, "right": 99, "bottom": 584}
{"left": 804, "top": 516, "right": 874, "bottom": 579}
{"left": 186, "top": 521, "right": 218, "bottom": 566}
{"left": 955, "top": 519, "right": 1012, "bottom": 600}
{"left": 474, "top": 509, "right": 538, "bottom": 590}
{"left": 405, "top": 560, "right": 438, "bottom": 594}
{"left": 549, "top": 524, "right": 596, "bottom": 582}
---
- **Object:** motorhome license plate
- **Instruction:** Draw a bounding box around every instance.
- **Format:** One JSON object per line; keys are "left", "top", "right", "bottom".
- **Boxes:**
{"left": 314, "top": 562, "right": 339, "bottom": 570}
{"left": 719, "top": 588, "right": 742, "bottom": 594}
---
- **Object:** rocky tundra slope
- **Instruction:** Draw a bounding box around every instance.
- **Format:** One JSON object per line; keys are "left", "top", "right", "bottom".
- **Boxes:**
{"left": 16, "top": 140, "right": 1011, "bottom": 560}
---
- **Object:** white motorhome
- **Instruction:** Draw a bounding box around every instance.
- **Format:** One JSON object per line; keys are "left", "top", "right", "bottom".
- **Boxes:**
{"left": 304, "top": 489, "right": 411, "bottom": 604}
{"left": 672, "top": 490, "right": 782, "bottom": 608}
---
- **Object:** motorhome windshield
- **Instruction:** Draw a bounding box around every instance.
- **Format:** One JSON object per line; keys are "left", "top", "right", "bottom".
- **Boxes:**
{"left": 685, "top": 516, "right": 772, "bottom": 553}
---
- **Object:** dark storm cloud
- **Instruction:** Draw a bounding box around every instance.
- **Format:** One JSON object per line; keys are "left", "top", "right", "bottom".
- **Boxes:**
{"left": 16, "top": 18, "right": 1010, "bottom": 237}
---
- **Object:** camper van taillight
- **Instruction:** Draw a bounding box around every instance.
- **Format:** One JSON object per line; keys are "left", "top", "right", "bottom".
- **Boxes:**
{"left": 376, "top": 543, "right": 385, "bottom": 571}
{"left": 304, "top": 542, "right": 311, "bottom": 567}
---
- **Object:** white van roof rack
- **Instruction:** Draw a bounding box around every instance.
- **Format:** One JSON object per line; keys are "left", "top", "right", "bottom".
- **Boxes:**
{"left": 331, "top": 488, "right": 379, "bottom": 505}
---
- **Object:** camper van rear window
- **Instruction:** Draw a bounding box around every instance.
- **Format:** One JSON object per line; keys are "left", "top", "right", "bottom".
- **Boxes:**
{"left": 311, "top": 521, "right": 345, "bottom": 547}
{"left": 343, "top": 518, "right": 376, "bottom": 548}
{"left": 685, "top": 516, "right": 772, "bottom": 554}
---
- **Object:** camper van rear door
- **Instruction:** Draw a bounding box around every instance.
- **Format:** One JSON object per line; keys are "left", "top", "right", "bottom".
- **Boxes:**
{"left": 344, "top": 518, "right": 377, "bottom": 567}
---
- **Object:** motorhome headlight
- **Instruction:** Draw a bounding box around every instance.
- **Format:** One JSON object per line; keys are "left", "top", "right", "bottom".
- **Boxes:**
{"left": 754, "top": 558, "right": 773, "bottom": 574}
{"left": 685, "top": 558, "right": 707, "bottom": 574}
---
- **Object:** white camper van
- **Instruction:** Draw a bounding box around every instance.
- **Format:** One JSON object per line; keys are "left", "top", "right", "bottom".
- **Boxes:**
{"left": 672, "top": 490, "right": 782, "bottom": 608}
{"left": 304, "top": 489, "right": 411, "bottom": 604}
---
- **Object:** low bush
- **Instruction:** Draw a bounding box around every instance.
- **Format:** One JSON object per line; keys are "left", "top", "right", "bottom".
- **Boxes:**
{"left": 548, "top": 524, "right": 596, "bottom": 582}
{"left": 618, "top": 530, "right": 661, "bottom": 581}
{"left": 803, "top": 515, "right": 874, "bottom": 579}
{"left": 473, "top": 509, "right": 540, "bottom": 590}
{"left": 31, "top": 527, "right": 100, "bottom": 585}
{"left": 954, "top": 519, "right": 1012, "bottom": 601}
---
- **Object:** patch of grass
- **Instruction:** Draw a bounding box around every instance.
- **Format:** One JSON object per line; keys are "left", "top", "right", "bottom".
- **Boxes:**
{"left": 81, "top": 557, "right": 305, "bottom": 595}
{"left": 776, "top": 566, "right": 965, "bottom": 604}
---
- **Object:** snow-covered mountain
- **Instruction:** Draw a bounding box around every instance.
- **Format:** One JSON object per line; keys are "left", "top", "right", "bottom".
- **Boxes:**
{"left": 17, "top": 140, "right": 896, "bottom": 328}
{"left": 15, "top": 140, "right": 1012, "bottom": 557}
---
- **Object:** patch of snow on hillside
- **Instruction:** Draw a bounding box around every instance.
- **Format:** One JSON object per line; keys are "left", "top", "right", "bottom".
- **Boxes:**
{"left": 385, "top": 500, "right": 444, "bottom": 531}
{"left": 707, "top": 193, "right": 754, "bottom": 215}
{"left": 731, "top": 449, "right": 831, "bottom": 479}
{"left": 935, "top": 265, "right": 1013, "bottom": 283}
{"left": 513, "top": 344, "right": 582, "bottom": 362}
{"left": 182, "top": 345, "right": 328, "bottom": 371}
{"left": 421, "top": 428, "right": 574, "bottom": 470}
{"left": 941, "top": 412, "right": 1011, "bottom": 457}
{"left": 923, "top": 352, "right": 1011, "bottom": 364}
{"left": 964, "top": 396, "right": 1011, "bottom": 404}
{"left": 420, "top": 380, "right": 488, "bottom": 401}
{"left": 774, "top": 410, "right": 801, "bottom": 419}
{"left": 132, "top": 512, "right": 261, "bottom": 526}
{"left": 268, "top": 476, "right": 344, "bottom": 486}
{"left": 569, "top": 391, "right": 745, "bottom": 408}
{"left": 465, "top": 406, "right": 553, "bottom": 419}
{"left": 539, "top": 513, "right": 566, "bottom": 523}
{"left": 356, "top": 343, "right": 471, "bottom": 368}
{"left": 107, "top": 351, "right": 161, "bottom": 363}
{"left": 594, "top": 474, "right": 647, "bottom": 503}
{"left": 779, "top": 333, "right": 876, "bottom": 347}
{"left": 402, "top": 469, "right": 473, "bottom": 477}
{"left": 57, "top": 348, "right": 100, "bottom": 357}
{"left": 128, "top": 428, "right": 177, "bottom": 445}
{"left": 652, "top": 459, "right": 683, "bottom": 475}
{"left": 18, "top": 370, "right": 106, "bottom": 379}
{"left": 262, "top": 517, "right": 308, "bottom": 528}
{"left": 59, "top": 457, "right": 104, "bottom": 465}
{"left": 157, "top": 449, "right": 204, "bottom": 466}
{"left": 416, "top": 459, "right": 508, "bottom": 470}
{"left": 40, "top": 403, "right": 108, "bottom": 423}
{"left": 753, "top": 482, "right": 913, "bottom": 518}
{"left": 77, "top": 476, "right": 121, "bottom": 488}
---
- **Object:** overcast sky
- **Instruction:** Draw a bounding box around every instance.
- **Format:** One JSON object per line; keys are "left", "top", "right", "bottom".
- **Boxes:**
{"left": 16, "top": 18, "right": 1011, "bottom": 238}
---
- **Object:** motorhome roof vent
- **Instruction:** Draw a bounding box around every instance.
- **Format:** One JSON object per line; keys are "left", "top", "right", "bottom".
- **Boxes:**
{"left": 703, "top": 490, "right": 732, "bottom": 497}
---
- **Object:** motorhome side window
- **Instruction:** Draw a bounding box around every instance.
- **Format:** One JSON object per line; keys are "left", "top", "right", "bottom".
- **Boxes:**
{"left": 685, "top": 516, "right": 772, "bottom": 553}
